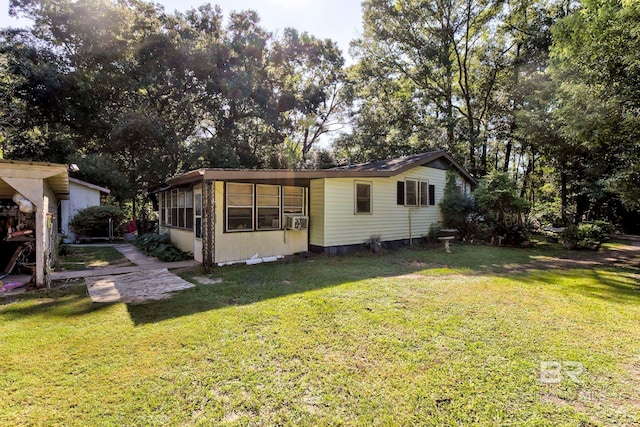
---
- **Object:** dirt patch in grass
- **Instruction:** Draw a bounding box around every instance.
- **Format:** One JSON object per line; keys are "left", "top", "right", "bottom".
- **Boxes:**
{"left": 57, "top": 246, "right": 134, "bottom": 271}
{"left": 501, "top": 235, "right": 640, "bottom": 273}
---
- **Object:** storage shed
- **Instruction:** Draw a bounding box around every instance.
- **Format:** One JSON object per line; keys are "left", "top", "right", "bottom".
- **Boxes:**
{"left": 60, "top": 177, "right": 110, "bottom": 243}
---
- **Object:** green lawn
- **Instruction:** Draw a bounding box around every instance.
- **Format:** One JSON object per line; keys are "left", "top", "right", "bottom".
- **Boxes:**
{"left": 57, "top": 245, "right": 134, "bottom": 271}
{"left": 2, "top": 242, "right": 639, "bottom": 426}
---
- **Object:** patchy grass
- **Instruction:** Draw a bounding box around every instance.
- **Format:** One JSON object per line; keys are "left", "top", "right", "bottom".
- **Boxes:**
{"left": 2, "top": 243, "right": 639, "bottom": 426}
{"left": 57, "top": 245, "right": 134, "bottom": 271}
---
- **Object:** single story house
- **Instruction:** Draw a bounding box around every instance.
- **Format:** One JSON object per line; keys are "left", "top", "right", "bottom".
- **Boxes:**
{"left": 60, "top": 177, "right": 110, "bottom": 243}
{"left": 0, "top": 159, "right": 70, "bottom": 287}
{"left": 155, "top": 150, "right": 477, "bottom": 270}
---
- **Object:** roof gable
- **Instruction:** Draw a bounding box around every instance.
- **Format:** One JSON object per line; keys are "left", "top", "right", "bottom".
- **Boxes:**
{"left": 330, "top": 151, "right": 478, "bottom": 186}
{"left": 69, "top": 177, "right": 111, "bottom": 195}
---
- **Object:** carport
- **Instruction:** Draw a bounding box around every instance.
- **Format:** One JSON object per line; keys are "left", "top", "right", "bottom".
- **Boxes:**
{"left": 0, "top": 160, "right": 69, "bottom": 287}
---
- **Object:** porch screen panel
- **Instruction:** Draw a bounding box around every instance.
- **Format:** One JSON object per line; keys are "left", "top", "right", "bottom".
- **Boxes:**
{"left": 178, "top": 191, "right": 186, "bottom": 228}
{"left": 171, "top": 189, "right": 178, "bottom": 227}
{"left": 185, "top": 190, "right": 194, "bottom": 229}
{"left": 226, "top": 183, "right": 254, "bottom": 231}
{"left": 195, "top": 193, "right": 202, "bottom": 238}
{"left": 160, "top": 193, "right": 166, "bottom": 225}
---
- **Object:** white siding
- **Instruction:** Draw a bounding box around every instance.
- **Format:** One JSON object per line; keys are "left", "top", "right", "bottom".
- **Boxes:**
{"left": 309, "top": 179, "right": 325, "bottom": 246}
{"left": 213, "top": 181, "right": 308, "bottom": 263}
{"left": 166, "top": 227, "right": 194, "bottom": 254}
{"left": 316, "top": 166, "right": 448, "bottom": 247}
{"left": 61, "top": 181, "right": 102, "bottom": 242}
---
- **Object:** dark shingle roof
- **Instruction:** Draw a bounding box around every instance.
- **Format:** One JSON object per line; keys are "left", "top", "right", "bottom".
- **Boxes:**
{"left": 163, "top": 150, "right": 478, "bottom": 188}
{"left": 329, "top": 151, "right": 445, "bottom": 172}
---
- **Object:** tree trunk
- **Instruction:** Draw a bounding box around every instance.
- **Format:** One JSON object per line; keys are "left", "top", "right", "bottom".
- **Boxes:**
{"left": 520, "top": 157, "right": 533, "bottom": 199}
{"left": 561, "top": 171, "right": 568, "bottom": 225}
{"left": 505, "top": 43, "right": 521, "bottom": 173}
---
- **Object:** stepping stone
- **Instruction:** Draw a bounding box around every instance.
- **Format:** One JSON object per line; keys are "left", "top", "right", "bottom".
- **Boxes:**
{"left": 86, "top": 268, "right": 195, "bottom": 303}
{"left": 192, "top": 276, "right": 222, "bottom": 285}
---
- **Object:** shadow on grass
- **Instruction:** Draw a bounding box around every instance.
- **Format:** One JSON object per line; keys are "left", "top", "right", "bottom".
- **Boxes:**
{"left": 0, "top": 282, "right": 113, "bottom": 319}
{"left": 507, "top": 267, "right": 640, "bottom": 304}
{"left": 125, "top": 242, "right": 639, "bottom": 325}
{"left": 3, "top": 242, "right": 637, "bottom": 324}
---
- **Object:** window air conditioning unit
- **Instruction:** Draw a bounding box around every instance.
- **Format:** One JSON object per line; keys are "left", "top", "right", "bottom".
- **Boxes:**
{"left": 285, "top": 215, "right": 309, "bottom": 230}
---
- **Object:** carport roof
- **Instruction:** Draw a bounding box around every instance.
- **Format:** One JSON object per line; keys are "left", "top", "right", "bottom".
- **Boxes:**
{"left": 0, "top": 159, "right": 70, "bottom": 200}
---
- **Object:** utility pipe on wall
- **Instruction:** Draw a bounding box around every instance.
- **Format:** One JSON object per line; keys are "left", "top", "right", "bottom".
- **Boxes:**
{"left": 408, "top": 208, "right": 418, "bottom": 245}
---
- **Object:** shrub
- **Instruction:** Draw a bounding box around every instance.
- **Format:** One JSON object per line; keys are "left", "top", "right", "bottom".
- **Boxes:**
{"left": 439, "top": 171, "right": 475, "bottom": 237}
{"left": 427, "top": 223, "right": 443, "bottom": 242}
{"left": 135, "top": 233, "right": 192, "bottom": 262}
{"left": 69, "top": 205, "right": 125, "bottom": 238}
{"left": 473, "top": 171, "right": 530, "bottom": 245}
{"left": 562, "top": 222, "right": 609, "bottom": 250}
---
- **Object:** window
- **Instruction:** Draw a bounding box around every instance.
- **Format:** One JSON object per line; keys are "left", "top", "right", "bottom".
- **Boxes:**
{"left": 420, "top": 181, "right": 429, "bottom": 206}
{"left": 355, "top": 181, "right": 372, "bottom": 214}
{"left": 398, "top": 179, "right": 433, "bottom": 207}
{"left": 226, "top": 183, "right": 254, "bottom": 231}
{"left": 223, "top": 183, "right": 306, "bottom": 232}
{"left": 283, "top": 186, "right": 305, "bottom": 214}
{"left": 159, "top": 189, "right": 195, "bottom": 231}
{"left": 257, "top": 185, "right": 280, "bottom": 230}
{"left": 195, "top": 193, "right": 202, "bottom": 238}
{"left": 405, "top": 179, "right": 418, "bottom": 206}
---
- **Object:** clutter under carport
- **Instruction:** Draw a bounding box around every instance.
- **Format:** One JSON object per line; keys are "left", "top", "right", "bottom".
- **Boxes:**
{"left": 0, "top": 159, "right": 70, "bottom": 288}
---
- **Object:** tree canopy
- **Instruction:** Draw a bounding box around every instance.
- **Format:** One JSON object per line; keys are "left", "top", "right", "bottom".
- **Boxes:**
{"left": 1, "top": 0, "right": 639, "bottom": 231}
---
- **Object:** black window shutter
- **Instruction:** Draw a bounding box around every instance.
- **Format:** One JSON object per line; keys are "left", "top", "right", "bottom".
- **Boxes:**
{"left": 428, "top": 184, "right": 436, "bottom": 206}
{"left": 397, "top": 182, "right": 405, "bottom": 205}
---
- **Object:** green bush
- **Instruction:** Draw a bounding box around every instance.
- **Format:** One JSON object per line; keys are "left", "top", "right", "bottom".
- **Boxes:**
{"left": 135, "top": 233, "right": 192, "bottom": 262}
{"left": 439, "top": 171, "right": 475, "bottom": 238}
{"left": 427, "top": 223, "right": 443, "bottom": 242}
{"left": 69, "top": 205, "right": 125, "bottom": 238}
{"left": 562, "top": 222, "right": 609, "bottom": 250}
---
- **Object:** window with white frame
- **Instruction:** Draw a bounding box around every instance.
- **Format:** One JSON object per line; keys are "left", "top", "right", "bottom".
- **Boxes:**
{"left": 405, "top": 179, "right": 418, "bottom": 206}
{"left": 398, "top": 179, "right": 431, "bottom": 206}
{"left": 257, "top": 185, "right": 280, "bottom": 230}
{"left": 355, "top": 181, "right": 372, "bottom": 214}
{"left": 420, "top": 181, "right": 429, "bottom": 206}
{"left": 226, "top": 183, "right": 254, "bottom": 231}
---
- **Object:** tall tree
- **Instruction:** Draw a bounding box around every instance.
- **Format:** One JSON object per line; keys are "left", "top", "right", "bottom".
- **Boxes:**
{"left": 551, "top": 0, "right": 640, "bottom": 211}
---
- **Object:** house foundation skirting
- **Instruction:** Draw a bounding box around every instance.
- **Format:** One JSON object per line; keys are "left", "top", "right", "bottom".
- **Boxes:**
{"left": 310, "top": 238, "right": 426, "bottom": 256}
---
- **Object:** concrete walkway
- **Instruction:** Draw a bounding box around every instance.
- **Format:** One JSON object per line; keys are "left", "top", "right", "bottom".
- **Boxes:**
{"left": 51, "top": 243, "right": 200, "bottom": 281}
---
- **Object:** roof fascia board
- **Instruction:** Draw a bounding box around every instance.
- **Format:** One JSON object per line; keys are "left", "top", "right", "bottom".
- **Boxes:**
{"left": 68, "top": 177, "right": 110, "bottom": 194}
